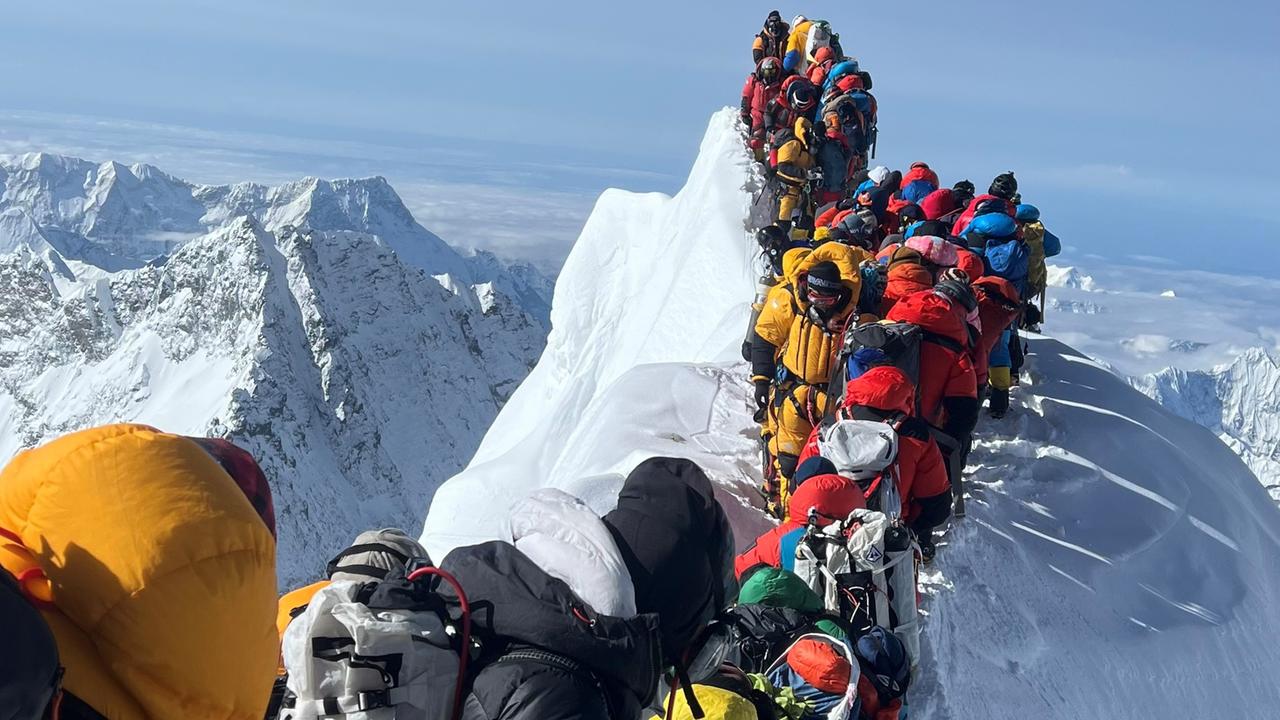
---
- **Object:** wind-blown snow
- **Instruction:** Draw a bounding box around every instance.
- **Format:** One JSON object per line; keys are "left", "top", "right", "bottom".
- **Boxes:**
{"left": 423, "top": 110, "right": 1280, "bottom": 716}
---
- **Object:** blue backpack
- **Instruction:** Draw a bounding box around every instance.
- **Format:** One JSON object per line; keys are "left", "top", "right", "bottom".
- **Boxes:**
{"left": 984, "top": 238, "right": 1030, "bottom": 291}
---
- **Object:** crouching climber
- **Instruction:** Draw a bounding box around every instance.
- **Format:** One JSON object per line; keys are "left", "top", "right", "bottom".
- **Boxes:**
{"left": 0, "top": 424, "right": 279, "bottom": 720}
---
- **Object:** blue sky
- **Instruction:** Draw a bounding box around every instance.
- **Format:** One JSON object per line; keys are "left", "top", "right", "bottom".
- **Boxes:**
{"left": 2, "top": 0, "right": 1277, "bottom": 275}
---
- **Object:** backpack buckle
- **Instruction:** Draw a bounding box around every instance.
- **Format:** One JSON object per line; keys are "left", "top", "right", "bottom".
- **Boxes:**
{"left": 356, "top": 690, "right": 392, "bottom": 711}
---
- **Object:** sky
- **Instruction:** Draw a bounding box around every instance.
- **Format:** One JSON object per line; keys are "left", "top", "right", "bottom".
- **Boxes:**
{"left": 1, "top": 0, "right": 1277, "bottom": 276}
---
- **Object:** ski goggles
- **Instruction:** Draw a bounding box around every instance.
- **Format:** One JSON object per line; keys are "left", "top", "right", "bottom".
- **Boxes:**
{"left": 806, "top": 286, "right": 843, "bottom": 308}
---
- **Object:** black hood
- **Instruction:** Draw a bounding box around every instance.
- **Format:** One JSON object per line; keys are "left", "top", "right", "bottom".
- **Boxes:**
{"left": 440, "top": 541, "right": 662, "bottom": 715}
{"left": 603, "top": 457, "right": 738, "bottom": 663}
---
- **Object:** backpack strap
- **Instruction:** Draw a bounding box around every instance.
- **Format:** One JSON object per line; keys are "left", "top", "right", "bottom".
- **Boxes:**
{"left": 919, "top": 329, "right": 966, "bottom": 354}
{"left": 326, "top": 543, "right": 412, "bottom": 580}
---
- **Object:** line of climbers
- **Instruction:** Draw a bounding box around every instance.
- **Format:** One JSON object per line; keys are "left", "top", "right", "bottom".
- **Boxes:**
{"left": 733, "top": 8, "right": 1065, "bottom": 718}
{"left": 0, "top": 12, "right": 1068, "bottom": 720}
{"left": 742, "top": 11, "right": 877, "bottom": 238}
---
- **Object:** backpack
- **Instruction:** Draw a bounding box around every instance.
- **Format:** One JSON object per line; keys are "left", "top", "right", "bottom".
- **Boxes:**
{"left": 805, "top": 21, "right": 834, "bottom": 61}
{"left": 815, "top": 419, "right": 903, "bottom": 517}
{"left": 765, "top": 633, "right": 860, "bottom": 720}
{"left": 984, "top": 238, "right": 1030, "bottom": 288}
{"left": 280, "top": 567, "right": 471, "bottom": 720}
{"left": 720, "top": 603, "right": 853, "bottom": 674}
{"left": 827, "top": 322, "right": 924, "bottom": 409}
{"left": 791, "top": 510, "right": 921, "bottom": 670}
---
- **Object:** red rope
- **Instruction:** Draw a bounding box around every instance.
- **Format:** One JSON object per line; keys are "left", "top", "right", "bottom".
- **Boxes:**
{"left": 407, "top": 567, "right": 472, "bottom": 720}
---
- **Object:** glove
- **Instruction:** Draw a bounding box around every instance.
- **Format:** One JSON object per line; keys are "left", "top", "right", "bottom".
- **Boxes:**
{"left": 753, "top": 379, "right": 772, "bottom": 410}
{"left": 836, "top": 197, "right": 857, "bottom": 211}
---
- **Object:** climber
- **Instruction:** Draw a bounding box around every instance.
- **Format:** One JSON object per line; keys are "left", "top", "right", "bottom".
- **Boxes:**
{"left": 806, "top": 45, "right": 840, "bottom": 88}
{"left": 813, "top": 114, "right": 857, "bottom": 206}
{"left": 950, "top": 172, "right": 1018, "bottom": 236}
{"left": 919, "top": 187, "right": 957, "bottom": 223}
{"left": 879, "top": 256, "right": 935, "bottom": 316}
{"left": 797, "top": 367, "right": 953, "bottom": 562}
{"left": 899, "top": 162, "right": 939, "bottom": 204}
{"left": 972, "top": 275, "right": 1023, "bottom": 418}
{"left": 885, "top": 290, "right": 980, "bottom": 505}
{"left": 0, "top": 424, "right": 279, "bottom": 720}
{"left": 735, "top": 457, "right": 865, "bottom": 577}
{"left": 856, "top": 166, "right": 899, "bottom": 228}
{"left": 752, "top": 10, "right": 790, "bottom": 65}
{"left": 395, "top": 458, "right": 737, "bottom": 720}
{"left": 809, "top": 226, "right": 871, "bottom": 286}
{"left": 764, "top": 75, "right": 819, "bottom": 143}
{"left": 741, "top": 57, "right": 785, "bottom": 154}
{"left": 751, "top": 261, "right": 858, "bottom": 505}
{"left": 770, "top": 117, "right": 818, "bottom": 234}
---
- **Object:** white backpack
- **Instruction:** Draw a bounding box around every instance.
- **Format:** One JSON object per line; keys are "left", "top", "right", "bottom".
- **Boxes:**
{"left": 793, "top": 509, "right": 922, "bottom": 670}
{"left": 817, "top": 419, "right": 903, "bottom": 519}
{"left": 805, "top": 20, "right": 833, "bottom": 62}
{"left": 280, "top": 577, "right": 465, "bottom": 720}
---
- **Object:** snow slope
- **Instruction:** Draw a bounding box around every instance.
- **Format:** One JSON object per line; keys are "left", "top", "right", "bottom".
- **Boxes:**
{"left": 0, "top": 159, "right": 552, "bottom": 588}
{"left": 423, "top": 109, "right": 775, "bottom": 556}
{"left": 423, "top": 109, "right": 1280, "bottom": 716}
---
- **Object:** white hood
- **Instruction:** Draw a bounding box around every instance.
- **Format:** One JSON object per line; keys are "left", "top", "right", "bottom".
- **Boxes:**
{"left": 507, "top": 487, "right": 637, "bottom": 617}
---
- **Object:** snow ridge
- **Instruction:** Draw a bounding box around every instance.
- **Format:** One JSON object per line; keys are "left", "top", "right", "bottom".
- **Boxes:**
{"left": 424, "top": 109, "right": 1280, "bottom": 717}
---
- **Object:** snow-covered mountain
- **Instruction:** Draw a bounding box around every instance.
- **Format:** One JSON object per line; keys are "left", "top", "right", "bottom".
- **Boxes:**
{"left": 0, "top": 154, "right": 553, "bottom": 588}
{"left": 423, "top": 109, "right": 1280, "bottom": 717}
{"left": 1134, "top": 349, "right": 1280, "bottom": 504}
{"left": 0, "top": 152, "right": 554, "bottom": 326}
{"left": 1035, "top": 262, "right": 1280, "bottom": 502}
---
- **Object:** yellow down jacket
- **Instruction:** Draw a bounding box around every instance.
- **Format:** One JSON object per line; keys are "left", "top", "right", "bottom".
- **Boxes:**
{"left": 0, "top": 424, "right": 278, "bottom": 720}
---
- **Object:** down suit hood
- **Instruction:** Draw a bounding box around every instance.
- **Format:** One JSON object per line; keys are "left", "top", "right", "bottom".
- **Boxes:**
{"left": 603, "top": 457, "right": 738, "bottom": 663}
{"left": 886, "top": 290, "right": 970, "bottom": 345}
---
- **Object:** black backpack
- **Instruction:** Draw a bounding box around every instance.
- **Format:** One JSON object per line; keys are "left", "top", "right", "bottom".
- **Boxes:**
{"left": 720, "top": 603, "right": 854, "bottom": 674}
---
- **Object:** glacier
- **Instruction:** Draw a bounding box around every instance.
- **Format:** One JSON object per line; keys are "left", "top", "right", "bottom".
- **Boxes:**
{"left": 423, "top": 109, "right": 1280, "bottom": 716}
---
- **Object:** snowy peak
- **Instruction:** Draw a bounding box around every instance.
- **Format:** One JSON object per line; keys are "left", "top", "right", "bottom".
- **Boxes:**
{"left": 0, "top": 152, "right": 554, "bottom": 338}
{"left": 1136, "top": 347, "right": 1280, "bottom": 502}
{"left": 0, "top": 215, "right": 544, "bottom": 588}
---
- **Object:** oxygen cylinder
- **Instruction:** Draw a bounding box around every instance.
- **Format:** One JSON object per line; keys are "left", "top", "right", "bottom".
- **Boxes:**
{"left": 740, "top": 274, "right": 778, "bottom": 361}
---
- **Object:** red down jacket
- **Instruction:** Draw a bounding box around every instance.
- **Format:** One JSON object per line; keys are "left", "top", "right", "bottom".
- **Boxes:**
{"left": 796, "top": 367, "right": 951, "bottom": 526}
{"left": 885, "top": 291, "right": 978, "bottom": 428}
